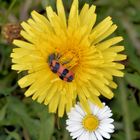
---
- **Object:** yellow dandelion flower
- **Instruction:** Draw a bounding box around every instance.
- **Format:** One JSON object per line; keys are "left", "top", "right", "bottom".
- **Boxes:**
{"left": 11, "top": 0, "right": 126, "bottom": 117}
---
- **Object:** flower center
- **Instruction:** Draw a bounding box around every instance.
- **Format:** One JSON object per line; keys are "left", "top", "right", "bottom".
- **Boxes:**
{"left": 58, "top": 50, "right": 79, "bottom": 69}
{"left": 82, "top": 115, "right": 99, "bottom": 131}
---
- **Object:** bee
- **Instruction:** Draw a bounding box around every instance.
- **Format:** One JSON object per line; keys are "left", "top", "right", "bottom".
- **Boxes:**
{"left": 48, "top": 53, "right": 74, "bottom": 82}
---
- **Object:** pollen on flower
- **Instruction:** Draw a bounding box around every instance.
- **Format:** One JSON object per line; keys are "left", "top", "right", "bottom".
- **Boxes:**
{"left": 82, "top": 114, "right": 99, "bottom": 131}
{"left": 58, "top": 51, "right": 79, "bottom": 69}
{"left": 54, "top": 41, "right": 82, "bottom": 70}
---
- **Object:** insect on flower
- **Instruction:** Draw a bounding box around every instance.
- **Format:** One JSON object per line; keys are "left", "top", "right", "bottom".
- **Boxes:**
{"left": 48, "top": 53, "right": 74, "bottom": 82}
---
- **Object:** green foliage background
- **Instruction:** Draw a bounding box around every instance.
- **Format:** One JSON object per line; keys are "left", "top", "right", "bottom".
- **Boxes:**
{"left": 0, "top": 0, "right": 140, "bottom": 139}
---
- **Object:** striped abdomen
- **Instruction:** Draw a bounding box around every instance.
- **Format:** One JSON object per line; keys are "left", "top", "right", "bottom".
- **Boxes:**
{"left": 50, "top": 60, "right": 74, "bottom": 82}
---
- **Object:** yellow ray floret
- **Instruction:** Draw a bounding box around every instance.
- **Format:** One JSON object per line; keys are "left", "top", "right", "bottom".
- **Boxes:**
{"left": 11, "top": 0, "right": 126, "bottom": 117}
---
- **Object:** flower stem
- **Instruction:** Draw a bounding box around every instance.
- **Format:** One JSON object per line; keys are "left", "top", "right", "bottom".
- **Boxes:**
{"left": 4, "top": 0, "right": 17, "bottom": 23}
{"left": 118, "top": 79, "right": 132, "bottom": 140}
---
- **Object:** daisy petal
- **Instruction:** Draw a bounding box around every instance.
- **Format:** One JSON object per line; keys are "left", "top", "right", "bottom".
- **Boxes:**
{"left": 100, "top": 118, "right": 114, "bottom": 124}
{"left": 75, "top": 104, "right": 86, "bottom": 116}
{"left": 95, "top": 131, "right": 104, "bottom": 140}
{"left": 66, "top": 124, "right": 83, "bottom": 132}
{"left": 97, "top": 129, "right": 111, "bottom": 139}
{"left": 71, "top": 128, "right": 85, "bottom": 139}
{"left": 90, "top": 132, "right": 97, "bottom": 140}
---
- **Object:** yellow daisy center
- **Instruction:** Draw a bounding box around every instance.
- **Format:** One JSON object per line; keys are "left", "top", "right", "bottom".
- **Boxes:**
{"left": 82, "top": 114, "right": 99, "bottom": 131}
{"left": 57, "top": 49, "right": 79, "bottom": 69}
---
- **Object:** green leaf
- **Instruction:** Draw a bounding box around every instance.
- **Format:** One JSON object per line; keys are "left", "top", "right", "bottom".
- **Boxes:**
{"left": 0, "top": 104, "right": 7, "bottom": 121}
{"left": 125, "top": 72, "right": 140, "bottom": 90}
{"left": 113, "top": 131, "right": 125, "bottom": 140}
{"left": 7, "top": 96, "right": 40, "bottom": 139}
{"left": 128, "top": 0, "right": 140, "bottom": 9}
{"left": 39, "top": 110, "right": 55, "bottom": 140}
{"left": 6, "top": 131, "right": 21, "bottom": 140}
{"left": 115, "top": 79, "right": 140, "bottom": 140}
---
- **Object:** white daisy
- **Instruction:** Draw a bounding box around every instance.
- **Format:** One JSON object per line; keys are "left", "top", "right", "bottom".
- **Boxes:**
{"left": 66, "top": 101, "right": 114, "bottom": 140}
